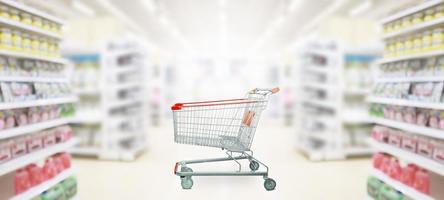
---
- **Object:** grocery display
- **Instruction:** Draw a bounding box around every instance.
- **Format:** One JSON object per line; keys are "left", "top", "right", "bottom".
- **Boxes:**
{"left": 0, "top": 1, "right": 77, "bottom": 200}
{"left": 65, "top": 42, "right": 148, "bottom": 161}
{"left": 368, "top": 1, "right": 444, "bottom": 200}
{"left": 296, "top": 39, "right": 377, "bottom": 161}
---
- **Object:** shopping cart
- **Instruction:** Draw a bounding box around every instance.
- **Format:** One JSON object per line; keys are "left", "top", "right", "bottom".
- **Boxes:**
{"left": 171, "top": 87, "right": 279, "bottom": 191}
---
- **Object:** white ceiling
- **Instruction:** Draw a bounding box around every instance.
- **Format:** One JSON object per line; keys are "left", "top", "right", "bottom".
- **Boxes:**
{"left": 25, "top": 0, "right": 419, "bottom": 59}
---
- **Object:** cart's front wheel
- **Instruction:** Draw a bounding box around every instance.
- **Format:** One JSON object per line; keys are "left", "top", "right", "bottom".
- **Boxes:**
{"left": 264, "top": 178, "right": 276, "bottom": 191}
{"left": 181, "top": 177, "right": 193, "bottom": 189}
{"left": 249, "top": 160, "right": 260, "bottom": 171}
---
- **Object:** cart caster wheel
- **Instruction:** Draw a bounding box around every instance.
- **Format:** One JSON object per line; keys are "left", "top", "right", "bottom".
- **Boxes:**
{"left": 180, "top": 167, "right": 193, "bottom": 178}
{"left": 249, "top": 160, "right": 260, "bottom": 171}
{"left": 181, "top": 177, "right": 193, "bottom": 189}
{"left": 264, "top": 178, "right": 276, "bottom": 191}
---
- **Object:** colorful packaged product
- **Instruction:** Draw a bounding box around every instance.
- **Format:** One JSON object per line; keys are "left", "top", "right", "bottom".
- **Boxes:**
{"left": 401, "top": 134, "right": 418, "bottom": 153}
{"left": 417, "top": 136, "right": 434, "bottom": 158}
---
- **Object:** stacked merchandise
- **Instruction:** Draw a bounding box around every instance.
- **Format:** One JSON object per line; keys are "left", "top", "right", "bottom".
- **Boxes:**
{"left": 0, "top": 0, "right": 78, "bottom": 199}
{"left": 66, "top": 42, "right": 148, "bottom": 161}
{"left": 296, "top": 40, "right": 377, "bottom": 161}
{"left": 367, "top": 1, "right": 444, "bottom": 199}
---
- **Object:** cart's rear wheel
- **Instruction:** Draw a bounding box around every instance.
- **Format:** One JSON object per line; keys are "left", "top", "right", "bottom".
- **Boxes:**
{"left": 249, "top": 160, "right": 260, "bottom": 171}
{"left": 264, "top": 178, "right": 276, "bottom": 191}
{"left": 181, "top": 177, "right": 193, "bottom": 189}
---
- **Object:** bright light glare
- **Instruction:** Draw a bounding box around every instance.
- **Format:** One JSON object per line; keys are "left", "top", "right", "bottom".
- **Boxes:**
{"left": 348, "top": 0, "right": 372, "bottom": 16}
{"left": 72, "top": 0, "right": 95, "bottom": 17}
{"left": 141, "top": 0, "right": 157, "bottom": 13}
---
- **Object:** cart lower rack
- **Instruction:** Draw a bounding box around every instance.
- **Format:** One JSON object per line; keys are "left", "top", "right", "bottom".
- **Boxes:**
{"left": 171, "top": 88, "right": 279, "bottom": 191}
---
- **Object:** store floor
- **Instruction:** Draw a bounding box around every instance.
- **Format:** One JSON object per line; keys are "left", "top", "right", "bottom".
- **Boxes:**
{"left": 72, "top": 123, "right": 371, "bottom": 200}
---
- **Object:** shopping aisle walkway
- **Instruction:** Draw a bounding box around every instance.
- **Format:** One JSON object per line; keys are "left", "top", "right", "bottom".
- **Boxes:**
{"left": 73, "top": 123, "right": 371, "bottom": 199}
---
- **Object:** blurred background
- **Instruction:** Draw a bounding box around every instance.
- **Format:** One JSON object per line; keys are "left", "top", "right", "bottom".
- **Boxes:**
{"left": 2, "top": 0, "right": 444, "bottom": 199}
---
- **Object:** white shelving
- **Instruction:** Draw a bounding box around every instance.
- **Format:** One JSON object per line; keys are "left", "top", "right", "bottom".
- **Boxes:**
{"left": 0, "top": 0, "right": 65, "bottom": 24}
{"left": 0, "top": 17, "right": 61, "bottom": 40}
{"left": 0, "top": 97, "right": 77, "bottom": 110}
{"left": 66, "top": 43, "right": 148, "bottom": 161}
{"left": 0, "top": 49, "right": 67, "bottom": 64}
{"left": 10, "top": 168, "right": 75, "bottom": 200}
{"left": 369, "top": 139, "right": 444, "bottom": 176}
{"left": 382, "top": 17, "right": 444, "bottom": 40}
{"left": 377, "top": 50, "right": 444, "bottom": 65}
{"left": 0, "top": 1, "right": 77, "bottom": 198}
{"left": 367, "top": 96, "right": 444, "bottom": 110}
{"left": 0, "top": 139, "right": 77, "bottom": 176}
{"left": 368, "top": 1, "right": 444, "bottom": 198}
{"left": 0, "top": 117, "right": 73, "bottom": 140}
{"left": 370, "top": 168, "right": 434, "bottom": 200}
{"left": 296, "top": 40, "right": 376, "bottom": 161}
{"left": 370, "top": 117, "right": 444, "bottom": 140}
{"left": 376, "top": 76, "right": 444, "bottom": 83}
{"left": 0, "top": 76, "right": 68, "bottom": 83}
{"left": 379, "top": 0, "right": 444, "bottom": 24}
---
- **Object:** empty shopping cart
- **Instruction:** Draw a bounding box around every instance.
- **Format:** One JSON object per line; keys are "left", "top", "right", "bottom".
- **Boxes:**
{"left": 171, "top": 87, "right": 279, "bottom": 191}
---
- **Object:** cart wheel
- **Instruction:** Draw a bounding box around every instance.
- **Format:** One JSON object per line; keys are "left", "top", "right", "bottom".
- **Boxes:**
{"left": 181, "top": 177, "right": 193, "bottom": 189}
{"left": 249, "top": 160, "right": 260, "bottom": 171}
{"left": 180, "top": 167, "right": 193, "bottom": 178}
{"left": 264, "top": 178, "right": 276, "bottom": 191}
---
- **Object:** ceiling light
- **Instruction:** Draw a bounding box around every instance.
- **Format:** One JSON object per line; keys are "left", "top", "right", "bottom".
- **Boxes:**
{"left": 348, "top": 0, "right": 372, "bottom": 17}
{"left": 72, "top": 0, "right": 95, "bottom": 17}
{"left": 141, "top": 0, "right": 157, "bottom": 13}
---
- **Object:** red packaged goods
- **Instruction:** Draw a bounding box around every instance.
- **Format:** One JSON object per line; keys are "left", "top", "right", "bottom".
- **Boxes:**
{"left": 0, "top": 140, "right": 12, "bottom": 164}
{"left": 52, "top": 155, "right": 64, "bottom": 173}
{"left": 14, "top": 169, "right": 31, "bottom": 194}
{"left": 372, "top": 126, "right": 389, "bottom": 142}
{"left": 401, "top": 134, "right": 418, "bottom": 153}
{"left": 11, "top": 137, "right": 28, "bottom": 158}
{"left": 432, "top": 140, "right": 444, "bottom": 164}
{"left": 380, "top": 155, "right": 391, "bottom": 174}
{"left": 42, "top": 130, "right": 56, "bottom": 147}
{"left": 401, "top": 164, "right": 418, "bottom": 187}
{"left": 414, "top": 169, "right": 430, "bottom": 194}
{"left": 388, "top": 130, "right": 402, "bottom": 147}
{"left": 26, "top": 164, "right": 45, "bottom": 186}
{"left": 57, "top": 153, "right": 71, "bottom": 169}
{"left": 388, "top": 159, "right": 402, "bottom": 180}
{"left": 372, "top": 153, "right": 386, "bottom": 169}
{"left": 26, "top": 134, "right": 43, "bottom": 153}
{"left": 43, "top": 158, "right": 57, "bottom": 179}
{"left": 417, "top": 137, "right": 434, "bottom": 158}
{"left": 55, "top": 126, "right": 72, "bottom": 143}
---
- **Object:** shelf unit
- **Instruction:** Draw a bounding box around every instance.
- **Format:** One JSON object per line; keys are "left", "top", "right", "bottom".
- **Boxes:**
{"left": 296, "top": 40, "right": 378, "bottom": 161}
{"left": 0, "top": 1, "right": 78, "bottom": 199}
{"left": 65, "top": 42, "right": 148, "bottom": 161}
{"left": 367, "top": 1, "right": 444, "bottom": 199}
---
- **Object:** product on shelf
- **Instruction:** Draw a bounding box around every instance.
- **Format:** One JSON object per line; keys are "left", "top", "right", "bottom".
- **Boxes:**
{"left": 367, "top": 176, "right": 384, "bottom": 198}
{"left": 417, "top": 136, "right": 434, "bottom": 158}
{"left": 11, "top": 136, "right": 27, "bottom": 158}
{"left": 26, "top": 133, "right": 43, "bottom": 152}
{"left": 432, "top": 139, "right": 444, "bottom": 164}
{"left": 401, "top": 134, "right": 418, "bottom": 153}
{"left": 0, "top": 139, "right": 11, "bottom": 163}
{"left": 12, "top": 153, "right": 73, "bottom": 196}
{"left": 372, "top": 153, "right": 431, "bottom": 195}
{"left": 414, "top": 169, "right": 430, "bottom": 194}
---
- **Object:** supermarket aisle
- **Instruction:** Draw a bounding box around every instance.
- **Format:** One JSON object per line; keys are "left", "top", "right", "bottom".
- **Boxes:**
{"left": 73, "top": 124, "right": 371, "bottom": 199}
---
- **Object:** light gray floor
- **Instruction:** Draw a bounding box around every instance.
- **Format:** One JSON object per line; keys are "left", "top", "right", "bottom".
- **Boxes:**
{"left": 73, "top": 124, "right": 371, "bottom": 200}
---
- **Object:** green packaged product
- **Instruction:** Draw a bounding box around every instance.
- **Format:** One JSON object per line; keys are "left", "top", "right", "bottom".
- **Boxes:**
{"left": 379, "top": 185, "right": 404, "bottom": 200}
{"left": 62, "top": 176, "right": 77, "bottom": 198}
{"left": 367, "top": 176, "right": 383, "bottom": 198}
{"left": 41, "top": 184, "right": 66, "bottom": 200}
